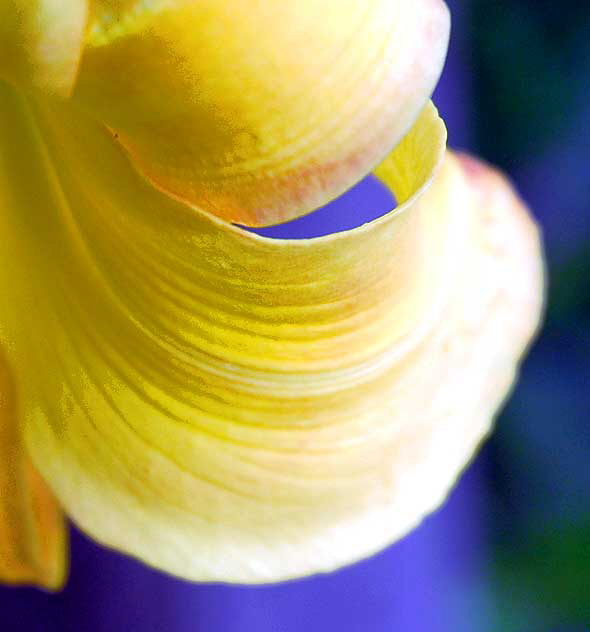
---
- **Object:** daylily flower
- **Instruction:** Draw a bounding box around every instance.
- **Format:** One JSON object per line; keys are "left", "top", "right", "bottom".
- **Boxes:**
{"left": 0, "top": 0, "right": 543, "bottom": 590}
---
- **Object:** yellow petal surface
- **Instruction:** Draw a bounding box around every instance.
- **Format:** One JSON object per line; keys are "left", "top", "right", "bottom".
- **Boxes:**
{"left": 0, "top": 347, "right": 67, "bottom": 590}
{"left": 0, "top": 0, "right": 87, "bottom": 97}
{"left": 0, "top": 80, "right": 543, "bottom": 583}
{"left": 71, "top": 0, "right": 450, "bottom": 226}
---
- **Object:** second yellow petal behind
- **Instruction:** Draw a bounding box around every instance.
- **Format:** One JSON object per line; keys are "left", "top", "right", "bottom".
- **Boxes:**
{"left": 0, "top": 347, "right": 67, "bottom": 591}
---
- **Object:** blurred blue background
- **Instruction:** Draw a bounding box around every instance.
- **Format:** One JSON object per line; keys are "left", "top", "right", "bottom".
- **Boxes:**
{"left": 2, "top": 0, "right": 589, "bottom": 629}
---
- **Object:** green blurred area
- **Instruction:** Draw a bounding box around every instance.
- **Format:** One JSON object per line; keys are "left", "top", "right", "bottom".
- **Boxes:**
{"left": 493, "top": 521, "right": 590, "bottom": 629}
{"left": 473, "top": 1, "right": 590, "bottom": 163}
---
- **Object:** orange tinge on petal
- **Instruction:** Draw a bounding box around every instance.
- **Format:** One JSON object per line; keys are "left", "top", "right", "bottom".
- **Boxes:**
{"left": 0, "top": 348, "right": 67, "bottom": 590}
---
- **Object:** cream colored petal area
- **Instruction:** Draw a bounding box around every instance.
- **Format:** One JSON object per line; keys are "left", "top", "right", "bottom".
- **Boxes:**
{"left": 0, "top": 82, "right": 543, "bottom": 583}
{"left": 0, "top": 348, "right": 67, "bottom": 590}
{"left": 0, "top": 0, "right": 87, "bottom": 97}
{"left": 74, "top": 0, "right": 449, "bottom": 226}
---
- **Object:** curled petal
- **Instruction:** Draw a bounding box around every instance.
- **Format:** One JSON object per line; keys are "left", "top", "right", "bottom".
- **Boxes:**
{"left": 0, "top": 0, "right": 87, "bottom": 97}
{"left": 73, "top": 0, "right": 450, "bottom": 226}
{"left": 0, "top": 81, "right": 543, "bottom": 583}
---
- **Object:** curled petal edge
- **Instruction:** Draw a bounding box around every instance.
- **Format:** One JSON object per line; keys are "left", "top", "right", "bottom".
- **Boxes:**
{"left": 74, "top": 0, "right": 450, "bottom": 226}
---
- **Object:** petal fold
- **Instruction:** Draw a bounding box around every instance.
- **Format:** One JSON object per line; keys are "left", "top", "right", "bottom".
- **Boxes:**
{"left": 0, "top": 79, "right": 544, "bottom": 583}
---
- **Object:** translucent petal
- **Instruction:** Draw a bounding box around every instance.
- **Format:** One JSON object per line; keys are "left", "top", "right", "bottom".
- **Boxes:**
{"left": 0, "top": 82, "right": 543, "bottom": 583}
{"left": 0, "top": 0, "right": 87, "bottom": 97}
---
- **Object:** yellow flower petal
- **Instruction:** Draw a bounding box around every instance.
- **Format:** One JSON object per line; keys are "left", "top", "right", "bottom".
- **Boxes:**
{"left": 0, "top": 80, "right": 543, "bottom": 583}
{"left": 0, "top": 348, "right": 67, "bottom": 591}
{"left": 0, "top": 0, "right": 87, "bottom": 97}
{"left": 71, "top": 0, "right": 450, "bottom": 226}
